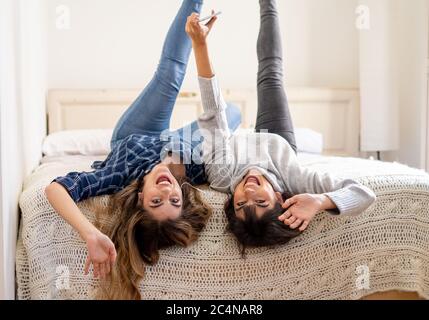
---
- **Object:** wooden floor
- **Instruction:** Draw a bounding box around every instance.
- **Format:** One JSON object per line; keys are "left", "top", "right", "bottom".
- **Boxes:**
{"left": 361, "top": 290, "right": 424, "bottom": 300}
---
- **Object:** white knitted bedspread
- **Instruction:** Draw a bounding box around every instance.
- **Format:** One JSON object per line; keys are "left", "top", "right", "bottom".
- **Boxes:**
{"left": 16, "top": 154, "right": 429, "bottom": 300}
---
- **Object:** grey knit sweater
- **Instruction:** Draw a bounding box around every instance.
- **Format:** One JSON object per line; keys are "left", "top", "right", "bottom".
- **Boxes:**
{"left": 196, "top": 76, "right": 376, "bottom": 216}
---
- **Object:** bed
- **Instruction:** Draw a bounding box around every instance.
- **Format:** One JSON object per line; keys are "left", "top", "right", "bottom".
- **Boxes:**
{"left": 16, "top": 88, "right": 429, "bottom": 300}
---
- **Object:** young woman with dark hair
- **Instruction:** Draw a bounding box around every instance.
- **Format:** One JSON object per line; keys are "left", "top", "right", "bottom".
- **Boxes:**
{"left": 186, "top": 0, "right": 376, "bottom": 255}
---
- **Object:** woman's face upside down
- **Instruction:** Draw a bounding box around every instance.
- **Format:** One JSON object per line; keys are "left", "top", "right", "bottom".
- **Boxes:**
{"left": 139, "top": 164, "right": 184, "bottom": 221}
{"left": 233, "top": 169, "right": 283, "bottom": 219}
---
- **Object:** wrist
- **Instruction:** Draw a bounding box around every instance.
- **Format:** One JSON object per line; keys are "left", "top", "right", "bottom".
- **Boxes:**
{"left": 192, "top": 40, "right": 208, "bottom": 48}
{"left": 80, "top": 223, "right": 101, "bottom": 242}
{"left": 317, "top": 194, "right": 336, "bottom": 211}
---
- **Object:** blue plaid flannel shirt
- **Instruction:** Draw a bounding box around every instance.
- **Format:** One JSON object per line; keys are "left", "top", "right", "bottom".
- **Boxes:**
{"left": 52, "top": 134, "right": 206, "bottom": 203}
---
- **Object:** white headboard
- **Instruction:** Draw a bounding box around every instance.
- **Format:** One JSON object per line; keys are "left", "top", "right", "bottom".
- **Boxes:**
{"left": 47, "top": 88, "right": 360, "bottom": 157}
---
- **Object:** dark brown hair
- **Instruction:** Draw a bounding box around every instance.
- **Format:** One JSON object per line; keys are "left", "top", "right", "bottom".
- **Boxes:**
{"left": 96, "top": 176, "right": 212, "bottom": 300}
{"left": 224, "top": 193, "right": 301, "bottom": 256}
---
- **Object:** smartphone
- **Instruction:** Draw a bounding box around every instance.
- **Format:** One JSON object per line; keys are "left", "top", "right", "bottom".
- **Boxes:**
{"left": 198, "top": 11, "right": 222, "bottom": 23}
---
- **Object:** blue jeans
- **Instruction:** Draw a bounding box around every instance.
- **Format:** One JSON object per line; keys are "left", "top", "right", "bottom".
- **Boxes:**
{"left": 111, "top": 0, "right": 241, "bottom": 150}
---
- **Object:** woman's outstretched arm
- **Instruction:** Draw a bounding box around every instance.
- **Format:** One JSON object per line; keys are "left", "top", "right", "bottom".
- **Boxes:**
{"left": 185, "top": 13, "right": 237, "bottom": 192}
{"left": 45, "top": 182, "right": 117, "bottom": 279}
{"left": 187, "top": 13, "right": 215, "bottom": 78}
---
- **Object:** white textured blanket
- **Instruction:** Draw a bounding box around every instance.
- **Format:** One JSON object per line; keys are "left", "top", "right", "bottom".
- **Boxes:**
{"left": 16, "top": 155, "right": 429, "bottom": 300}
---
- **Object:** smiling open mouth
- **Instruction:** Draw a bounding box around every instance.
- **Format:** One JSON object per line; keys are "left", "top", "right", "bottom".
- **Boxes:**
{"left": 245, "top": 175, "right": 260, "bottom": 186}
{"left": 156, "top": 175, "right": 172, "bottom": 185}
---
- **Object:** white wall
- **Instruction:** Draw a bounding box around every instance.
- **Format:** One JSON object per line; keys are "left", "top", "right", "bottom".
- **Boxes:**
{"left": 394, "top": 0, "right": 428, "bottom": 169}
{"left": 19, "top": 0, "right": 48, "bottom": 176}
{"left": 45, "top": 0, "right": 360, "bottom": 90}
{"left": 359, "top": 0, "right": 400, "bottom": 153}
{"left": 0, "top": 0, "right": 23, "bottom": 300}
{"left": 379, "top": 0, "right": 428, "bottom": 169}
{"left": 426, "top": 5, "right": 429, "bottom": 172}
{"left": 279, "top": 0, "right": 359, "bottom": 88}
{"left": 0, "top": 0, "right": 47, "bottom": 299}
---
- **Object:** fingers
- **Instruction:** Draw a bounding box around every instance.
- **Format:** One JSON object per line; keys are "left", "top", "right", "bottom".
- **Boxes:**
{"left": 110, "top": 247, "right": 117, "bottom": 265}
{"left": 187, "top": 16, "right": 200, "bottom": 36}
{"left": 189, "top": 12, "right": 199, "bottom": 20}
{"left": 290, "top": 219, "right": 303, "bottom": 230}
{"left": 93, "top": 263, "right": 100, "bottom": 278}
{"left": 282, "top": 196, "right": 299, "bottom": 209}
{"left": 278, "top": 210, "right": 292, "bottom": 222}
{"left": 284, "top": 215, "right": 297, "bottom": 226}
{"left": 299, "top": 221, "right": 310, "bottom": 232}
{"left": 87, "top": 260, "right": 112, "bottom": 279}
{"left": 105, "top": 261, "right": 111, "bottom": 276}
{"left": 186, "top": 13, "right": 200, "bottom": 32}
{"left": 190, "top": 12, "right": 200, "bottom": 25}
{"left": 84, "top": 255, "right": 91, "bottom": 275}
{"left": 205, "top": 17, "right": 217, "bottom": 31}
{"left": 99, "top": 263, "right": 106, "bottom": 280}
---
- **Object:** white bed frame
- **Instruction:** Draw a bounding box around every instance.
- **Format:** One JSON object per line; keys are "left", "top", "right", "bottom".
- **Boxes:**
{"left": 47, "top": 88, "right": 361, "bottom": 157}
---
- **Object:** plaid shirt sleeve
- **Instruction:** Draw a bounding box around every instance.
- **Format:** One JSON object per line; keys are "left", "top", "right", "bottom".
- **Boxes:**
{"left": 52, "top": 167, "right": 127, "bottom": 203}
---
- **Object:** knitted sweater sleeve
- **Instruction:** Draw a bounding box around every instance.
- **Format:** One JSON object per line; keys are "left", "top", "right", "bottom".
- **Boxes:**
{"left": 197, "top": 76, "right": 235, "bottom": 193}
{"left": 283, "top": 156, "right": 377, "bottom": 216}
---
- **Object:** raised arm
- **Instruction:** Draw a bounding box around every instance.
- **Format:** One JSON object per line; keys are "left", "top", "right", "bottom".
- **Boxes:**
{"left": 185, "top": 12, "right": 235, "bottom": 192}
{"left": 186, "top": 12, "right": 216, "bottom": 78}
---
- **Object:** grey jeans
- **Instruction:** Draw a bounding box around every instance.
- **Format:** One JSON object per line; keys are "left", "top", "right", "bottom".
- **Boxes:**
{"left": 255, "top": 0, "right": 297, "bottom": 153}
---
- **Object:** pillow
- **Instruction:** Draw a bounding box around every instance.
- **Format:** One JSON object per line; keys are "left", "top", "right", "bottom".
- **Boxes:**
{"left": 42, "top": 129, "right": 113, "bottom": 157}
{"left": 42, "top": 128, "right": 324, "bottom": 157}
{"left": 237, "top": 128, "right": 324, "bottom": 154}
{"left": 295, "top": 128, "right": 324, "bottom": 154}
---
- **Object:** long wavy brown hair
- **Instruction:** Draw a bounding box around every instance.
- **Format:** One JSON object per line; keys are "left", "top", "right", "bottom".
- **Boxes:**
{"left": 94, "top": 176, "right": 212, "bottom": 300}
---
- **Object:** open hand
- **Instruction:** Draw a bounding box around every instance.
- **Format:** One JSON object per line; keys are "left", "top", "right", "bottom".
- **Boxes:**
{"left": 84, "top": 230, "right": 117, "bottom": 279}
{"left": 278, "top": 194, "right": 328, "bottom": 232}
{"left": 185, "top": 11, "right": 217, "bottom": 45}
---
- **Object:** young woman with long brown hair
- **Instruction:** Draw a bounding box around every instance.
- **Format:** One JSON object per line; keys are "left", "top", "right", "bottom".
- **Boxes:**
{"left": 45, "top": 0, "right": 241, "bottom": 299}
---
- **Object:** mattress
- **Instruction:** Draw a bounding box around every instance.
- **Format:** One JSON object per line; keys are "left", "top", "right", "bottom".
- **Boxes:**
{"left": 16, "top": 154, "right": 429, "bottom": 300}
